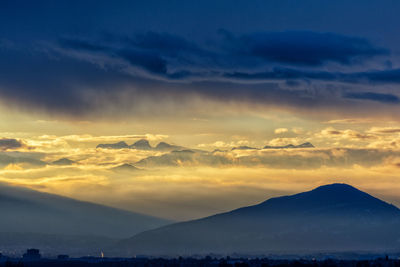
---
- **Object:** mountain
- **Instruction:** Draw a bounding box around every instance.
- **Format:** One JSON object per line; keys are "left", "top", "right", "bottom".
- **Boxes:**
{"left": 129, "top": 139, "right": 153, "bottom": 150}
{"left": 96, "top": 141, "right": 129, "bottom": 149}
{"left": 264, "top": 142, "right": 314, "bottom": 149}
{"left": 110, "top": 163, "right": 140, "bottom": 172}
{"left": 95, "top": 140, "right": 196, "bottom": 152}
{"left": 231, "top": 146, "right": 258, "bottom": 150}
{"left": 51, "top": 157, "right": 75, "bottom": 165}
{"left": 117, "top": 184, "right": 400, "bottom": 256}
{"left": 295, "top": 142, "right": 315, "bottom": 148}
{"left": 155, "top": 142, "right": 184, "bottom": 151}
{"left": 0, "top": 152, "right": 46, "bottom": 168}
{"left": 0, "top": 183, "right": 169, "bottom": 239}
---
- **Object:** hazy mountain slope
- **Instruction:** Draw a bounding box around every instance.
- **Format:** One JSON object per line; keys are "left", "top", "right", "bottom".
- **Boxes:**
{"left": 0, "top": 152, "right": 46, "bottom": 168}
{"left": 135, "top": 150, "right": 232, "bottom": 167}
{"left": 117, "top": 184, "right": 400, "bottom": 256}
{"left": 0, "top": 183, "right": 170, "bottom": 238}
{"left": 263, "top": 142, "right": 314, "bottom": 149}
{"left": 231, "top": 146, "right": 258, "bottom": 150}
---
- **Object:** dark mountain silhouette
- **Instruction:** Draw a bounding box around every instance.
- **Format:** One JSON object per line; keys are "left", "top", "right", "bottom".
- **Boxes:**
{"left": 212, "top": 149, "right": 228, "bottom": 153}
{"left": 117, "top": 184, "right": 400, "bottom": 256}
{"left": 96, "top": 140, "right": 187, "bottom": 152}
{"left": 129, "top": 139, "right": 152, "bottom": 150}
{"left": 296, "top": 142, "right": 315, "bottom": 148}
{"left": 96, "top": 141, "right": 129, "bottom": 149}
{"left": 51, "top": 157, "right": 75, "bottom": 165}
{"left": 0, "top": 183, "right": 169, "bottom": 239}
{"left": 264, "top": 142, "right": 314, "bottom": 149}
{"left": 110, "top": 163, "right": 140, "bottom": 172}
{"left": 155, "top": 142, "right": 184, "bottom": 151}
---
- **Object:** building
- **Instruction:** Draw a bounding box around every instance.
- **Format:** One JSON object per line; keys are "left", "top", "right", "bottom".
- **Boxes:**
{"left": 23, "top": 249, "right": 41, "bottom": 260}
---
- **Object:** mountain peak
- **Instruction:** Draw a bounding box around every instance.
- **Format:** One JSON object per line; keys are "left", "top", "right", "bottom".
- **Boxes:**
{"left": 312, "top": 183, "right": 358, "bottom": 192}
{"left": 253, "top": 183, "right": 399, "bottom": 217}
{"left": 155, "top": 142, "right": 184, "bottom": 151}
{"left": 51, "top": 157, "right": 75, "bottom": 165}
{"left": 306, "top": 183, "right": 369, "bottom": 199}
{"left": 263, "top": 142, "right": 314, "bottom": 149}
{"left": 118, "top": 184, "right": 400, "bottom": 255}
{"left": 96, "top": 141, "right": 129, "bottom": 149}
{"left": 156, "top": 142, "right": 172, "bottom": 149}
{"left": 130, "top": 139, "right": 152, "bottom": 150}
{"left": 297, "top": 142, "right": 314, "bottom": 148}
{"left": 111, "top": 163, "right": 140, "bottom": 172}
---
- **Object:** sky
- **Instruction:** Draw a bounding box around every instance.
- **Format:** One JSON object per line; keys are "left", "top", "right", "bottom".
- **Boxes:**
{"left": 1, "top": 0, "right": 400, "bottom": 220}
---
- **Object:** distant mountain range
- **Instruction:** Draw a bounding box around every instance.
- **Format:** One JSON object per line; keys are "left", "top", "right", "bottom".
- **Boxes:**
{"left": 96, "top": 140, "right": 315, "bottom": 152}
{"left": 263, "top": 142, "right": 314, "bottom": 149}
{"left": 117, "top": 184, "right": 400, "bottom": 256}
{"left": 96, "top": 139, "right": 184, "bottom": 151}
{"left": 94, "top": 140, "right": 316, "bottom": 168}
{"left": 232, "top": 142, "right": 314, "bottom": 150}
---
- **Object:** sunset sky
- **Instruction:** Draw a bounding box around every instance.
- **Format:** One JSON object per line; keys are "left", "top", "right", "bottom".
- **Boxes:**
{"left": 1, "top": 0, "right": 400, "bottom": 221}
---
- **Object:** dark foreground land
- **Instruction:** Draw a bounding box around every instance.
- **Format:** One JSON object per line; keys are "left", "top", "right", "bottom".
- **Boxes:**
{"left": 1, "top": 257, "right": 400, "bottom": 267}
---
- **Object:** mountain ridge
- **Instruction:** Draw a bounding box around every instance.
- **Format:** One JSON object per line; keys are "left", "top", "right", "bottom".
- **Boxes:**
{"left": 116, "top": 183, "right": 400, "bottom": 256}
{"left": 263, "top": 142, "right": 314, "bottom": 149}
{"left": 0, "top": 183, "right": 170, "bottom": 239}
{"left": 96, "top": 140, "right": 315, "bottom": 152}
{"left": 96, "top": 139, "right": 185, "bottom": 152}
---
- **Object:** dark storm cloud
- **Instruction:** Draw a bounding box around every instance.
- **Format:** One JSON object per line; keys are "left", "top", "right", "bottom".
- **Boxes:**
{"left": 0, "top": 43, "right": 338, "bottom": 117}
{"left": 357, "top": 69, "right": 400, "bottom": 83}
{"left": 224, "top": 68, "right": 337, "bottom": 81}
{"left": 58, "top": 32, "right": 214, "bottom": 77}
{"left": 343, "top": 92, "right": 400, "bottom": 104}
{"left": 0, "top": 26, "right": 398, "bottom": 117}
{"left": 58, "top": 31, "right": 388, "bottom": 78}
{"left": 58, "top": 38, "right": 108, "bottom": 52}
{"left": 56, "top": 33, "right": 400, "bottom": 85}
{"left": 0, "top": 47, "right": 139, "bottom": 115}
{"left": 126, "top": 32, "right": 204, "bottom": 56}
{"left": 223, "top": 67, "right": 400, "bottom": 85}
{"left": 117, "top": 49, "right": 167, "bottom": 74}
{"left": 219, "top": 30, "right": 388, "bottom": 66}
{"left": 59, "top": 37, "right": 168, "bottom": 74}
